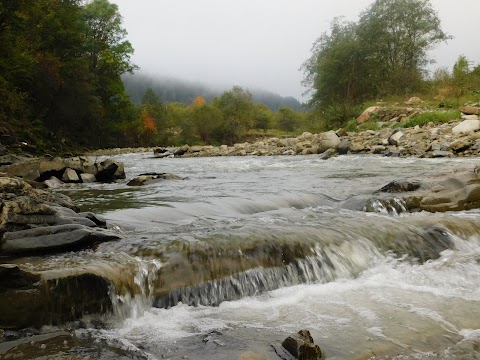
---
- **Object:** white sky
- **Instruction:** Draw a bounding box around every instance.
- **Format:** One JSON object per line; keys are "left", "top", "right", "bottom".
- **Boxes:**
{"left": 111, "top": 0, "right": 480, "bottom": 100}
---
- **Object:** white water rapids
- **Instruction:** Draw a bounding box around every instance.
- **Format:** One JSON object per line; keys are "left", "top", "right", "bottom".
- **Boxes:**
{"left": 54, "top": 154, "right": 480, "bottom": 359}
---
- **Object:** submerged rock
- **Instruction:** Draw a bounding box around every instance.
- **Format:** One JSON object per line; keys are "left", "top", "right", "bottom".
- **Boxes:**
{"left": 350, "top": 166, "right": 480, "bottom": 214}
{"left": 275, "top": 330, "right": 325, "bottom": 360}
{"left": 127, "top": 172, "right": 186, "bottom": 186}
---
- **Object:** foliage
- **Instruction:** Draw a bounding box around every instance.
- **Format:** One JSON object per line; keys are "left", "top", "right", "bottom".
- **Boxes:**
{"left": 303, "top": 0, "right": 450, "bottom": 128}
{"left": 253, "top": 104, "right": 275, "bottom": 133}
{"left": 212, "top": 86, "right": 256, "bottom": 144}
{"left": 0, "top": 0, "right": 137, "bottom": 151}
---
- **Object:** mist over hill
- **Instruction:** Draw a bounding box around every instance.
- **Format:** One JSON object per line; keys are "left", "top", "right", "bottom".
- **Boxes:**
{"left": 122, "top": 73, "right": 303, "bottom": 111}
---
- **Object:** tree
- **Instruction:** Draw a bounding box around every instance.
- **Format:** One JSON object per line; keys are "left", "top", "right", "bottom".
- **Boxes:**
{"left": 192, "top": 96, "right": 207, "bottom": 107}
{"left": 276, "top": 106, "right": 300, "bottom": 132}
{"left": 253, "top": 104, "right": 274, "bottom": 132}
{"left": 303, "top": 0, "right": 450, "bottom": 126}
{"left": 213, "top": 86, "right": 255, "bottom": 144}
{"left": 357, "top": 0, "right": 450, "bottom": 94}
{"left": 191, "top": 104, "right": 223, "bottom": 144}
{"left": 83, "top": 0, "right": 135, "bottom": 76}
{"left": 302, "top": 18, "right": 366, "bottom": 111}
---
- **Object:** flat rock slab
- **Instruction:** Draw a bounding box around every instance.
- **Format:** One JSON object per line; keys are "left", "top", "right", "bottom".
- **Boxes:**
{"left": 1, "top": 224, "right": 120, "bottom": 255}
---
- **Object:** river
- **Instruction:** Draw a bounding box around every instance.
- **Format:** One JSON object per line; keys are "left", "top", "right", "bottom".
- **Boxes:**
{"left": 15, "top": 154, "right": 480, "bottom": 359}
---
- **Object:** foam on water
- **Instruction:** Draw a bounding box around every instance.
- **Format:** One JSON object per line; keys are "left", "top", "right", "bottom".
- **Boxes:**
{"left": 92, "top": 241, "right": 480, "bottom": 359}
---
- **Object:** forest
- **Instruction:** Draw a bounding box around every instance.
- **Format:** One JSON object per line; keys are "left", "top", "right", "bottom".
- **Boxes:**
{"left": 1, "top": 0, "right": 479, "bottom": 153}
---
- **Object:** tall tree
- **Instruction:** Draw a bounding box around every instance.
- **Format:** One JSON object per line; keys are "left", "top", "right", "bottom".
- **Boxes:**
{"left": 357, "top": 0, "right": 450, "bottom": 94}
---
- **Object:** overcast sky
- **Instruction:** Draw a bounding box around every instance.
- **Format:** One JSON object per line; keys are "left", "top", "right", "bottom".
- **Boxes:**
{"left": 111, "top": 0, "right": 480, "bottom": 100}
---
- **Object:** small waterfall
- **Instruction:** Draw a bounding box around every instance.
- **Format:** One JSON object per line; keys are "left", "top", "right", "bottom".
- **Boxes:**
{"left": 364, "top": 197, "right": 408, "bottom": 215}
{"left": 154, "top": 239, "right": 383, "bottom": 308}
{"left": 108, "top": 257, "right": 163, "bottom": 319}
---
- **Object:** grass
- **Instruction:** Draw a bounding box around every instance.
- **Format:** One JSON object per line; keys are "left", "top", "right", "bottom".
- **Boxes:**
{"left": 395, "top": 110, "right": 461, "bottom": 128}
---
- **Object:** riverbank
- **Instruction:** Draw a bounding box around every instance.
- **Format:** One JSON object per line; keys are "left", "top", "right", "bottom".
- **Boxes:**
{"left": 86, "top": 118, "right": 480, "bottom": 159}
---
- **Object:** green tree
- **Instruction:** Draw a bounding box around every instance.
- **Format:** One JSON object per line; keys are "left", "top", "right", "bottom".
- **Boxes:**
{"left": 303, "top": 0, "right": 450, "bottom": 127}
{"left": 357, "top": 0, "right": 450, "bottom": 95}
{"left": 191, "top": 104, "right": 224, "bottom": 144}
{"left": 276, "top": 106, "right": 300, "bottom": 132}
{"left": 253, "top": 104, "right": 275, "bottom": 132}
{"left": 213, "top": 86, "right": 255, "bottom": 144}
{"left": 302, "top": 18, "right": 366, "bottom": 113}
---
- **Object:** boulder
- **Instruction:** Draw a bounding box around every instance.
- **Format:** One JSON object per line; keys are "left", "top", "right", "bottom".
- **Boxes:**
{"left": 367, "top": 167, "right": 480, "bottom": 213}
{"left": 0, "top": 267, "right": 112, "bottom": 329}
{"left": 95, "top": 159, "right": 125, "bottom": 182}
{"left": 80, "top": 173, "right": 96, "bottom": 183}
{"left": 153, "top": 148, "right": 174, "bottom": 158}
{"left": 61, "top": 168, "right": 80, "bottom": 183}
{"left": 0, "top": 175, "right": 119, "bottom": 256}
{"left": 280, "top": 330, "right": 325, "bottom": 360}
{"left": 313, "top": 131, "right": 340, "bottom": 153}
{"left": 452, "top": 120, "right": 480, "bottom": 134}
{"left": 461, "top": 114, "right": 479, "bottom": 120}
{"left": 460, "top": 106, "right": 480, "bottom": 115}
{"left": 44, "top": 176, "right": 63, "bottom": 188}
{"left": 356, "top": 106, "right": 381, "bottom": 124}
{"left": 388, "top": 130, "right": 404, "bottom": 146}
{"left": 405, "top": 97, "right": 423, "bottom": 105}
{"left": 0, "top": 224, "right": 119, "bottom": 255}
{"left": 335, "top": 128, "right": 348, "bottom": 137}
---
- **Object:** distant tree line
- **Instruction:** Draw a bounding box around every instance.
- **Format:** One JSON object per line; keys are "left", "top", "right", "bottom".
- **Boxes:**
{"left": 122, "top": 73, "right": 303, "bottom": 112}
{"left": 131, "top": 85, "right": 313, "bottom": 147}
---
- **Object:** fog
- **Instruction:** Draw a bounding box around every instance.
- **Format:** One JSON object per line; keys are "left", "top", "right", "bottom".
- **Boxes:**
{"left": 111, "top": 0, "right": 480, "bottom": 100}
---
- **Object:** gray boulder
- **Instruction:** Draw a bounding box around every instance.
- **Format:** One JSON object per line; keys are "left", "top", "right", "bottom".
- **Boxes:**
{"left": 62, "top": 168, "right": 80, "bottom": 183}
{"left": 313, "top": 131, "right": 340, "bottom": 153}
{"left": 452, "top": 120, "right": 480, "bottom": 134}
{"left": 1, "top": 224, "right": 119, "bottom": 255}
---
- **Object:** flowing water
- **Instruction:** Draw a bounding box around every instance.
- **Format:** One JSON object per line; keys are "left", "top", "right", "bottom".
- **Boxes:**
{"left": 7, "top": 154, "right": 480, "bottom": 359}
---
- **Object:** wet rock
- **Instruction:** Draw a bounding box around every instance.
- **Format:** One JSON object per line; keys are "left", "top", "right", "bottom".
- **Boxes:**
{"left": 377, "top": 180, "right": 421, "bottom": 193}
{"left": 0, "top": 270, "right": 112, "bottom": 329}
{"left": 95, "top": 159, "right": 125, "bottom": 182}
{"left": 62, "top": 168, "right": 80, "bottom": 183}
{"left": 80, "top": 173, "right": 96, "bottom": 183}
{"left": 320, "top": 148, "right": 337, "bottom": 160}
{"left": 0, "top": 264, "right": 40, "bottom": 292}
{"left": 370, "top": 167, "right": 480, "bottom": 213}
{"left": 0, "top": 175, "right": 118, "bottom": 256}
{"left": 431, "top": 150, "right": 453, "bottom": 158}
{"left": 153, "top": 148, "right": 174, "bottom": 158}
{"left": 1, "top": 156, "right": 124, "bottom": 184}
{"left": 1, "top": 224, "right": 120, "bottom": 255}
{"left": 44, "top": 176, "right": 63, "bottom": 188}
{"left": 127, "top": 172, "right": 186, "bottom": 186}
{"left": 279, "top": 330, "right": 325, "bottom": 360}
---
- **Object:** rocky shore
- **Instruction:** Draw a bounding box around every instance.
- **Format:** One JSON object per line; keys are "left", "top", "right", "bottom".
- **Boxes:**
{"left": 85, "top": 117, "right": 480, "bottom": 160}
